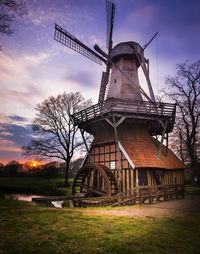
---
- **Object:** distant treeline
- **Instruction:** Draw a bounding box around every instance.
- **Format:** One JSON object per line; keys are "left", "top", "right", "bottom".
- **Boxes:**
{"left": 0, "top": 158, "right": 83, "bottom": 178}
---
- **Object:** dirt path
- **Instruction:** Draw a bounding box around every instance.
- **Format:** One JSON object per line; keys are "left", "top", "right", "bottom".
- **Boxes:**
{"left": 76, "top": 194, "right": 200, "bottom": 218}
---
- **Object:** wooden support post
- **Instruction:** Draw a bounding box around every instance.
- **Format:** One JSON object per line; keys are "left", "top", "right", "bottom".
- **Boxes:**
{"left": 80, "top": 129, "right": 93, "bottom": 163}
{"left": 175, "top": 184, "right": 178, "bottom": 199}
{"left": 105, "top": 116, "right": 126, "bottom": 171}
{"left": 113, "top": 116, "right": 122, "bottom": 170}
{"left": 118, "top": 193, "right": 123, "bottom": 207}
{"left": 87, "top": 169, "right": 91, "bottom": 190}
{"left": 139, "top": 189, "right": 142, "bottom": 205}
{"left": 146, "top": 59, "right": 149, "bottom": 77}
{"left": 164, "top": 185, "right": 167, "bottom": 201}
{"left": 136, "top": 169, "right": 139, "bottom": 188}
{"left": 147, "top": 170, "right": 151, "bottom": 186}
{"left": 132, "top": 44, "right": 156, "bottom": 102}
{"left": 181, "top": 184, "right": 185, "bottom": 199}
{"left": 148, "top": 187, "right": 152, "bottom": 203}
{"left": 119, "top": 141, "right": 135, "bottom": 169}
{"left": 157, "top": 120, "right": 168, "bottom": 159}
{"left": 166, "top": 132, "right": 169, "bottom": 157}
{"left": 116, "top": 116, "right": 126, "bottom": 127}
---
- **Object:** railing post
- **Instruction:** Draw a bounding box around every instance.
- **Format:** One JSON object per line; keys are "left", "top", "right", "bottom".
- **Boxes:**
{"left": 181, "top": 184, "right": 184, "bottom": 199}
{"left": 175, "top": 184, "right": 178, "bottom": 199}
{"left": 139, "top": 188, "right": 142, "bottom": 205}
{"left": 164, "top": 185, "right": 167, "bottom": 201}
{"left": 118, "top": 194, "right": 121, "bottom": 207}
{"left": 132, "top": 189, "right": 135, "bottom": 205}
{"left": 148, "top": 187, "right": 152, "bottom": 203}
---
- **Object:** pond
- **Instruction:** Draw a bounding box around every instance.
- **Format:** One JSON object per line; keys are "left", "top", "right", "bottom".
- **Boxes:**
{"left": 4, "top": 194, "right": 64, "bottom": 208}
{"left": 5, "top": 194, "right": 43, "bottom": 202}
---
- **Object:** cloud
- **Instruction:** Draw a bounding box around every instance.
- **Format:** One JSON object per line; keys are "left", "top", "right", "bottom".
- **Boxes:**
{"left": 0, "top": 123, "right": 33, "bottom": 151}
{"left": 66, "top": 72, "right": 95, "bottom": 88}
{"left": 0, "top": 145, "right": 22, "bottom": 153}
{"left": 0, "top": 131, "right": 13, "bottom": 136}
{"left": 0, "top": 136, "right": 21, "bottom": 156}
{"left": 0, "top": 116, "right": 35, "bottom": 163}
{"left": 0, "top": 137, "right": 15, "bottom": 145}
{"left": 8, "top": 115, "right": 28, "bottom": 122}
{"left": 0, "top": 50, "right": 51, "bottom": 85}
{"left": 0, "top": 50, "right": 53, "bottom": 116}
{"left": 127, "top": 5, "right": 159, "bottom": 24}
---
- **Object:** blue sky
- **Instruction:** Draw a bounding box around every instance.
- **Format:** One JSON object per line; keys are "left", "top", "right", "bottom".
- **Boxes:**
{"left": 0, "top": 0, "right": 199, "bottom": 163}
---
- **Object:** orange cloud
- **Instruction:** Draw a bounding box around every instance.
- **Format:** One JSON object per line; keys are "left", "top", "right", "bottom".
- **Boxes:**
{"left": 0, "top": 146, "right": 22, "bottom": 152}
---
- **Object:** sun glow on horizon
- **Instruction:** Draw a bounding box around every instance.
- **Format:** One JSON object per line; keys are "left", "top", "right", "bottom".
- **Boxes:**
{"left": 31, "top": 161, "right": 40, "bottom": 167}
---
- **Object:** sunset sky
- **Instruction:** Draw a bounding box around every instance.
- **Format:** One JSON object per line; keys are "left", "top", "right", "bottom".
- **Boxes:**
{"left": 0, "top": 0, "right": 199, "bottom": 164}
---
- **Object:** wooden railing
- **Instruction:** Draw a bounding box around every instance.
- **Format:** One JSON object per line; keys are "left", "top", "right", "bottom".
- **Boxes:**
{"left": 73, "top": 184, "right": 184, "bottom": 207}
{"left": 115, "top": 184, "right": 184, "bottom": 207}
{"left": 72, "top": 98, "right": 176, "bottom": 126}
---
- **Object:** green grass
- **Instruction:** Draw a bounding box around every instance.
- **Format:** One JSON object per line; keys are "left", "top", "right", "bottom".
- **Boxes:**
{"left": 0, "top": 177, "right": 73, "bottom": 196}
{"left": 185, "top": 184, "right": 200, "bottom": 196}
{"left": 0, "top": 176, "right": 200, "bottom": 199}
{"left": 0, "top": 199, "right": 200, "bottom": 254}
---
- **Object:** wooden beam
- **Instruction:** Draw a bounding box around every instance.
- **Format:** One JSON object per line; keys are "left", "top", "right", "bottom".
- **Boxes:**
{"left": 112, "top": 116, "right": 122, "bottom": 170}
{"left": 105, "top": 116, "right": 126, "bottom": 128}
{"left": 166, "top": 132, "right": 169, "bottom": 157}
{"left": 104, "top": 116, "right": 122, "bottom": 171}
{"left": 80, "top": 129, "right": 93, "bottom": 163}
{"left": 131, "top": 44, "right": 156, "bottom": 102}
{"left": 146, "top": 58, "right": 149, "bottom": 77}
{"left": 118, "top": 141, "right": 135, "bottom": 169}
{"left": 157, "top": 120, "right": 168, "bottom": 159}
{"left": 116, "top": 116, "right": 126, "bottom": 127}
{"left": 136, "top": 169, "right": 139, "bottom": 188}
{"left": 80, "top": 144, "right": 92, "bottom": 168}
{"left": 104, "top": 117, "right": 114, "bottom": 127}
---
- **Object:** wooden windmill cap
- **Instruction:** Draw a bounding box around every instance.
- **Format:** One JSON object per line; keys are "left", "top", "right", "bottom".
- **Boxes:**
{"left": 110, "top": 41, "right": 143, "bottom": 66}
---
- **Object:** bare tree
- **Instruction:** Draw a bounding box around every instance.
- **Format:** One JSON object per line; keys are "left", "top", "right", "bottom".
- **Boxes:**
{"left": 165, "top": 60, "right": 200, "bottom": 179}
{"left": 22, "top": 92, "right": 91, "bottom": 187}
{"left": 0, "top": 0, "right": 27, "bottom": 49}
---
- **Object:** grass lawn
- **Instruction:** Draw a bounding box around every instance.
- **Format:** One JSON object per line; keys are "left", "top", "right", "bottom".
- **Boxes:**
{"left": 0, "top": 199, "right": 200, "bottom": 254}
{"left": 0, "top": 177, "right": 73, "bottom": 196}
{"left": 0, "top": 176, "right": 200, "bottom": 197}
{"left": 0, "top": 180, "right": 200, "bottom": 253}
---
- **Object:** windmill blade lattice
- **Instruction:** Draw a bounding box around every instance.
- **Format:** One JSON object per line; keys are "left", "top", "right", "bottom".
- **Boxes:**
{"left": 54, "top": 24, "right": 105, "bottom": 65}
{"left": 98, "top": 68, "right": 111, "bottom": 103}
{"left": 106, "top": 0, "right": 115, "bottom": 52}
{"left": 98, "top": 0, "right": 115, "bottom": 103}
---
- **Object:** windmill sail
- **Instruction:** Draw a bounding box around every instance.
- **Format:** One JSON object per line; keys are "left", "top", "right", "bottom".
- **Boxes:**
{"left": 106, "top": 0, "right": 115, "bottom": 53}
{"left": 98, "top": 68, "right": 110, "bottom": 103}
{"left": 54, "top": 24, "right": 106, "bottom": 65}
{"left": 98, "top": 0, "right": 115, "bottom": 103}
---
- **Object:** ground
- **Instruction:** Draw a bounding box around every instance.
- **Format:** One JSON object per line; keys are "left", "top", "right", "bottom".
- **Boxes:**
{"left": 77, "top": 193, "right": 200, "bottom": 217}
{"left": 1, "top": 182, "right": 200, "bottom": 254}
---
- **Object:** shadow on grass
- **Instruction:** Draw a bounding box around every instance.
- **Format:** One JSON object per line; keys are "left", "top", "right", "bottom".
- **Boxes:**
{"left": 0, "top": 177, "right": 73, "bottom": 196}
{"left": 0, "top": 198, "right": 200, "bottom": 254}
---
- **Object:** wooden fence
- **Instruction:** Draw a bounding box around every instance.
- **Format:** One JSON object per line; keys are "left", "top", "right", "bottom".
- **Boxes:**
{"left": 74, "top": 184, "right": 184, "bottom": 208}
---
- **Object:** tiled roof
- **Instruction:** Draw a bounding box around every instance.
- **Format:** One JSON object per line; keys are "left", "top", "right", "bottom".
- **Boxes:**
{"left": 119, "top": 124, "right": 185, "bottom": 169}
{"left": 93, "top": 121, "right": 185, "bottom": 170}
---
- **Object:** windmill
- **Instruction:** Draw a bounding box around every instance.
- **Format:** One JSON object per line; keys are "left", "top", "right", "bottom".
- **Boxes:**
{"left": 54, "top": 0, "right": 185, "bottom": 198}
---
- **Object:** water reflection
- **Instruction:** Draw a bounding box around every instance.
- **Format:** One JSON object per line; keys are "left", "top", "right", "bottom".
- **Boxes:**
{"left": 5, "top": 194, "right": 43, "bottom": 202}
{"left": 4, "top": 194, "right": 64, "bottom": 208}
{"left": 51, "top": 201, "right": 64, "bottom": 208}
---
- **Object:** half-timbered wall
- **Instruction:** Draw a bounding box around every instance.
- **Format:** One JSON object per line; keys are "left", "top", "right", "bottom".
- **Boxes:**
{"left": 147, "top": 169, "right": 185, "bottom": 186}
{"left": 86, "top": 141, "right": 135, "bottom": 192}
{"left": 85, "top": 141, "right": 184, "bottom": 192}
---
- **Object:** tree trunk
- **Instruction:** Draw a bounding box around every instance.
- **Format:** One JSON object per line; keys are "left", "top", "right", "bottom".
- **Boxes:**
{"left": 64, "top": 159, "right": 70, "bottom": 187}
